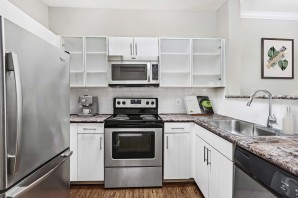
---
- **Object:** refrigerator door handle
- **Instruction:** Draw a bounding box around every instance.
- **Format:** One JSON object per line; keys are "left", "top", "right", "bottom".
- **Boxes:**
{"left": 6, "top": 52, "right": 23, "bottom": 175}
{"left": 6, "top": 151, "right": 73, "bottom": 198}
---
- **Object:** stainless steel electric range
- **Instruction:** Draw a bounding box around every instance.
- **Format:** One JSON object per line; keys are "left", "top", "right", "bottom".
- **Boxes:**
{"left": 104, "top": 98, "right": 163, "bottom": 188}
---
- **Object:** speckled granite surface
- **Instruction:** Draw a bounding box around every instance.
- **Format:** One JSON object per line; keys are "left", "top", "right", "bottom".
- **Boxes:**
{"left": 226, "top": 95, "right": 298, "bottom": 100}
{"left": 70, "top": 114, "right": 111, "bottom": 123}
{"left": 160, "top": 114, "right": 298, "bottom": 176}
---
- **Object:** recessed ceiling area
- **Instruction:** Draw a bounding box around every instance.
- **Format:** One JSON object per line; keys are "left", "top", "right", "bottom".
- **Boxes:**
{"left": 241, "top": 0, "right": 298, "bottom": 13}
{"left": 41, "top": 0, "right": 226, "bottom": 11}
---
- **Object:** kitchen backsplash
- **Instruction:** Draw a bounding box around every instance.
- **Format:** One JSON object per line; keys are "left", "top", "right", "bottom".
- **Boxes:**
{"left": 70, "top": 87, "right": 218, "bottom": 114}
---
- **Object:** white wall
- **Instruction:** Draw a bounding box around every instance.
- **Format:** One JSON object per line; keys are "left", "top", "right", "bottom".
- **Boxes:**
{"left": 48, "top": 7, "right": 217, "bottom": 37}
{"left": 0, "top": 0, "right": 59, "bottom": 47}
{"left": 9, "top": 0, "right": 49, "bottom": 28}
{"left": 240, "top": 18, "right": 298, "bottom": 95}
{"left": 70, "top": 88, "right": 218, "bottom": 114}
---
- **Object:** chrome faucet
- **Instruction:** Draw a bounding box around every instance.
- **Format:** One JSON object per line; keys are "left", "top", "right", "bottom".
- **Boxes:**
{"left": 247, "top": 90, "right": 277, "bottom": 128}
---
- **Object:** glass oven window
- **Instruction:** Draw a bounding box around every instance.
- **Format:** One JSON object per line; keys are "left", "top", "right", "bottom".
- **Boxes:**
{"left": 111, "top": 64, "right": 147, "bottom": 81}
{"left": 112, "top": 132, "right": 155, "bottom": 159}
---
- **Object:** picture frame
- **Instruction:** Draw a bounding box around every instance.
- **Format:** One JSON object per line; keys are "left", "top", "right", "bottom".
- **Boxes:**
{"left": 261, "top": 38, "right": 294, "bottom": 79}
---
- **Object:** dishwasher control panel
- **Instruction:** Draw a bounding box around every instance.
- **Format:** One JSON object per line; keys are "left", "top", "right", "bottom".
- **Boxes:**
{"left": 235, "top": 146, "right": 298, "bottom": 198}
{"left": 271, "top": 171, "right": 298, "bottom": 198}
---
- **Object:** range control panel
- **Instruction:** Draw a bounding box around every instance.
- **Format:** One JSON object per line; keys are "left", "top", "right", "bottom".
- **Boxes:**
{"left": 115, "top": 98, "right": 157, "bottom": 108}
{"left": 271, "top": 171, "right": 298, "bottom": 198}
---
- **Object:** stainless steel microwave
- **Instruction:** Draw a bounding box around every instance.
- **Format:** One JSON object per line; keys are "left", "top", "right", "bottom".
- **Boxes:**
{"left": 108, "top": 61, "right": 159, "bottom": 87}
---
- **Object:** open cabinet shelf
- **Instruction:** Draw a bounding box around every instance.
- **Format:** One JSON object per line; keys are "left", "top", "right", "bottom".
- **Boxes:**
{"left": 62, "top": 36, "right": 108, "bottom": 87}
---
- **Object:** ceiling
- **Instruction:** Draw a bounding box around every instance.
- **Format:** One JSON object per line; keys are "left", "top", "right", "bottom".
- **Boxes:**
{"left": 41, "top": 0, "right": 226, "bottom": 11}
{"left": 241, "top": 0, "right": 298, "bottom": 13}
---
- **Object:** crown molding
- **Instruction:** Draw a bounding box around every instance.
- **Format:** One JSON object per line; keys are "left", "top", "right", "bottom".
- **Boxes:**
{"left": 241, "top": 11, "right": 298, "bottom": 21}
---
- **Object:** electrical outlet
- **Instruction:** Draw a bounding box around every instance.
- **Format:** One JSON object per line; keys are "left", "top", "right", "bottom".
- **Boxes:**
{"left": 176, "top": 98, "right": 182, "bottom": 106}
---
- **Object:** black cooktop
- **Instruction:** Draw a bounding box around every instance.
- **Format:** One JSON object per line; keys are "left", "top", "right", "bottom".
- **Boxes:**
{"left": 105, "top": 114, "right": 163, "bottom": 128}
{"left": 106, "top": 114, "right": 162, "bottom": 121}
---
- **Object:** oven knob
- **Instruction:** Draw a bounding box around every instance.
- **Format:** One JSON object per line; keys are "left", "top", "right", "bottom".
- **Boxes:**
{"left": 146, "top": 101, "right": 149, "bottom": 105}
{"left": 122, "top": 101, "right": 126, "bottom": 105}
{"left": 151, "top": 101, "right": 155, "bottom": 105}
{"left": 117, "top": 101, "right": 121, "bottom": 105}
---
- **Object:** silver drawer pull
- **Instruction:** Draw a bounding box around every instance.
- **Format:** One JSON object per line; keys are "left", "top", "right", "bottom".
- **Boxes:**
{"left": 171, "top": 128, "right": 184, "bottom": 130}
{"left": 83, "top": 128, "right": 96, "bottom": 130}
{"left": 100, "top": 137, "right": 102, "bottom": 150}
{"left": 166, "top": 136, "right": 169, "bottom": 149}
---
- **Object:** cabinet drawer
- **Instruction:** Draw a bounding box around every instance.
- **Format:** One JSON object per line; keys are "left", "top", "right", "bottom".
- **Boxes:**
{"left": 78, "top": 123, "right": 104, "bottom": 134}
{"left": 164, "top": 123, "right": 191, "bottom": 133}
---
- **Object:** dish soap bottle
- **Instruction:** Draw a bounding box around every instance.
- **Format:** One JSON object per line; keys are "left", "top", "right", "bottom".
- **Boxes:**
{"left": 282, "top": 106, "right": 294, "bottom": 135}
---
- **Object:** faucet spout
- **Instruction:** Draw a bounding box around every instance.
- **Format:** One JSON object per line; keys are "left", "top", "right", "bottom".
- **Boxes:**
{"left": 246, "top": 90, "right": 276, "bottom": 128}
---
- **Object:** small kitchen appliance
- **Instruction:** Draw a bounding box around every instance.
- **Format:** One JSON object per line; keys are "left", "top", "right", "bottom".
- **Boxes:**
{"left": 78, "top": 95, "right": 99, "bottom": 116}
{"left": 104, "top": 98, "right": 163, "bottom": 188}
{"left": 108, "top": 56, "right": 159, "bottom": 87}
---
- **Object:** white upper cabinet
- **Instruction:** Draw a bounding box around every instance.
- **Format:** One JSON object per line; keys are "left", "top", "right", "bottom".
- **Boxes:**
{"left": 62, "top": 36, "right": 108, "bottom": 87}
{"left": 108, "top": 37, "right": 159, "bottom": 57}
{"left": 133, "top": 37, "right": 159, "bottom": 56}
{"left": 108, "top": 37, "right": 134, "bottom": 56}
{"left": 159, "top": 38, "right": 225, "bottom": 88}
{"left": 192, "top": 39, "right": 225, "bottom": 87}
{"left": 160, "top": 38, "right": 192, "bottom": 87}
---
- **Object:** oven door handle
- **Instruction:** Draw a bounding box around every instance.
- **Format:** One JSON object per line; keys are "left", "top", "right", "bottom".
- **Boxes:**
{"left": 117, "top": 134, "right": 143, "bottom": 137}
{"left": 106, "top": 124, "right": 163, "bottom": 128}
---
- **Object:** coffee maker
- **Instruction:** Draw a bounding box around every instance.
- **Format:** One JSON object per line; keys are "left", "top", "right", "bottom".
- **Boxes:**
{"left": 78, "top": 95, "right": 99, "bottom": 116}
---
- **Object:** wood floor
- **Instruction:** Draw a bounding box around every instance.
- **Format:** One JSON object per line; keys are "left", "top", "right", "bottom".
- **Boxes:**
{"left": 70, "top": 183, "right": 203, "bottom": 198}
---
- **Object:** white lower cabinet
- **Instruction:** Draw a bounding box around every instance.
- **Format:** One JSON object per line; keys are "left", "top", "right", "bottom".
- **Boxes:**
{"left": 193, "top": 125, "right": 233, "bottom": 198}
{"left": 70, "top": 123, "right": 104, "bottom": 182}
{"left": 194, "top": 135, "right": 209, "bottom": 196}
{"left": 70, "top": 123, "right": 78, "bottom": 181}
{"left": 164, "top": 133, "right": 191, "bottom": 179}
{"left": 78, "top": 133, "right": 104, "bottom": 181}
{"left": 164, "top": 122, "right": 191, "bottom": 180}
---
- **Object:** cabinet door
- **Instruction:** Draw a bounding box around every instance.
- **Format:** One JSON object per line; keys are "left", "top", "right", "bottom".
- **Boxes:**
{"left": 70, "top": 124, "right": 78, "bottom": 182}
{"left": 164, "top": 133, "right": 191, "bottom": 179}
{"left": 108, "top": 37, "right": 133, "bottom": 56}
{"left": 208, "top": 146, "right": 233, "bottom": 198}
{"left": 194, "top": 135, "right": 209, "bottom": 198}
{"left": 134, "top": 37, "right": 159, "bottom": 56}
{"left": 77, "top": 133, "right": 104, "bottom": 181}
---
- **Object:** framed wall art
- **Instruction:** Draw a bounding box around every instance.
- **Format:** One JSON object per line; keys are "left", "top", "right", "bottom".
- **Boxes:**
{"left": 261, "top": 38, "right": 294, "bottom": 79}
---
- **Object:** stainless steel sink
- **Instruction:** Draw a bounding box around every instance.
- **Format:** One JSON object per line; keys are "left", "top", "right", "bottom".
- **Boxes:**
{"left": 205, "top": 119, "right": 279, "bottom": 136}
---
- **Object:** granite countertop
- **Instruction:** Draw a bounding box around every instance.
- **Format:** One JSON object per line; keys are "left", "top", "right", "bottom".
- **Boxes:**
{"left": 70, "top": 114, "right": 111, "bottom": 123}
{"left": 160, "top": 114, "right": 298, "bottom": 177}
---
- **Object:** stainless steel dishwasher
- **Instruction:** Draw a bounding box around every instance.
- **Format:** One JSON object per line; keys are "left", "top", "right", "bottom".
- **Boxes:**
{"left": 234, "top": 146, "right": 298, "bottom": 198}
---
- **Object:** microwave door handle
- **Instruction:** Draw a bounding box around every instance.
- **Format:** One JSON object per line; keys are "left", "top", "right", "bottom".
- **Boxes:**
{"left": 5, "top": 52, "right": 23, "bottom": 175}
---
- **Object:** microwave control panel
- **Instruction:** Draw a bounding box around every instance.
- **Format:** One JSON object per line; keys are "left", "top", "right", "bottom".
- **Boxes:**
{"left": 152, "top": 64, "right": 159, "bottom": 81}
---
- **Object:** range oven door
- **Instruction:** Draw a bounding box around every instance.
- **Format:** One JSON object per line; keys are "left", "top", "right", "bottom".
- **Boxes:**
{"left": 105, "top": 128, "right": 162, "bottom": 167}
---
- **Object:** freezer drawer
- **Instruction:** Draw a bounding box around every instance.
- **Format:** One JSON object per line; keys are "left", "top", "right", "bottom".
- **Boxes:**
{"left": 1, "top": 150, "right": 71, "bottom": 198}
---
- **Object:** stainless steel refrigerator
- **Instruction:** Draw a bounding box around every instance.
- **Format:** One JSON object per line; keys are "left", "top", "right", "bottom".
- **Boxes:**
{"left": 0, "top": 16, "right": 71, "bottom": 198}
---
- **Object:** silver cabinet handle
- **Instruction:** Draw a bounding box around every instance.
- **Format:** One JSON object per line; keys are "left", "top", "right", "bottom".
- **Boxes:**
{"left": 135, "top": 43, "right": 138, "bottom": 55}
{"left": 6, "top": 151, "right": 72, "bottom": 198}
{"left": 171, "top": 127, "right": 184, "bottom": 130}
{"left": 207, "top": 149, "right": 211, "bottom": 165}
{"left": 100, "top": 137, "right": 102, "bottom": 150}
{"left": 203, "top": 146, "right": 207, "bottom": 162}
{"left": 83, "top": 128, "right": 96, "bottom": 130}
{"left": 6, "top": 52, "right": 23, "bottom": 175}
{"left": 147, "top": 63, "right": 151, "bottom": 82}
{"left": 166, "top": 136, "right": 169, "bottom": 149}
{"left": 130, "top": 43, "right": 133, "bottom": 56}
